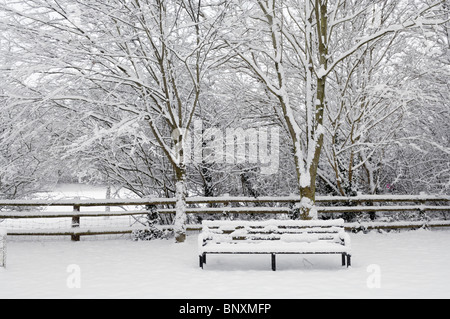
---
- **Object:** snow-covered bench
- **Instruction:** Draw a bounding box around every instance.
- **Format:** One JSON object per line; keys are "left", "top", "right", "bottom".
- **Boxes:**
{"left": 198, "top": 219, "right": 351, "bottom": 271}
{"left": 0, "top": 228, "right": 6, "bottom": 268}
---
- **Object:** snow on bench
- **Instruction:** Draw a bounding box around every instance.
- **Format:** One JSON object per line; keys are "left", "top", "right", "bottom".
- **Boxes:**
{"left": 0, "top": 228, "right": 6, "bottom": 268}
{"left": 198, "top": 219, "right": 351, "bottom": 271}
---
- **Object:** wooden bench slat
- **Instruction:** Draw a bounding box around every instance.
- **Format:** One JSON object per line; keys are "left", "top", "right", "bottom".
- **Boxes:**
{"left": 202, "top": 219, "right": 345, "bottom": 228}
{"left": 201, "top": 242, "right": 351, "bottom": 254}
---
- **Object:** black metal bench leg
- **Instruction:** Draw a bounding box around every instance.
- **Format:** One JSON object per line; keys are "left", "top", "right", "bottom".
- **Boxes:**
{"left": 271, "top": 254, "right": 276, "bottom": 271}
{"left": 347, "top": 254, "right": 351, "bottom": 268}
{"left": 199, "top": 255, "right": 203, "bottom": 269}
{"left": 203, "top": 253, "right": 206, "bottom": 265}
{"left": 342, "top": 254, "right": 346, "bottom": 267}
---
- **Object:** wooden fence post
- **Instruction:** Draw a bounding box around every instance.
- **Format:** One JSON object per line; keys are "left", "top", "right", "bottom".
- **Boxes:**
{"left": 72, "top": 197, "right": 81, "bottom": 242}
{"left": 0, "top": 228, "right": 6, "bottom": 268}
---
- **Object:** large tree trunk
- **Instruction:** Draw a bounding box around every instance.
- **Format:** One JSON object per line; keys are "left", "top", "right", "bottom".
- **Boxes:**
{"left": 171, "top": 127, "right": 189, "bottom": 243}
{"left": 292, "top": 144, "right": 320, "bottom": 221}
{"left": 293, "top": 0, "right": 327, "bottom": 221}
{"left": 173, "top": 167, "right": 187, "bottom": 243}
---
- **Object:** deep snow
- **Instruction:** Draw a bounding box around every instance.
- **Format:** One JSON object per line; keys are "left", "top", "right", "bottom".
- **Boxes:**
{"left": 1, "top": 183, "right": 449, "bottom": 299}
{"left": 1, "top": 229, "right": 450, "bottom": 299}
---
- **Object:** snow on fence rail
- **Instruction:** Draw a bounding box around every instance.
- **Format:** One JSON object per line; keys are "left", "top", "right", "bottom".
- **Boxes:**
{"left": 0, "top": 195, "right": 449, "bottom": 241}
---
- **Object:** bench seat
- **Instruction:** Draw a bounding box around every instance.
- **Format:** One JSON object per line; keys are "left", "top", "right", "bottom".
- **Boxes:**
{"left": 198, "top": 219, "right": 351, "bottom": 270}
{"left": 200, "top": 241, "right": 351, "bottom": 254}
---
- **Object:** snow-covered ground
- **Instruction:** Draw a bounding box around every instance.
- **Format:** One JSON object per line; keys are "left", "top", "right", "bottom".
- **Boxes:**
{"left": 1, "top": 229, "right": 450, "bottom": 299}
{"left": 1, "top": 184, "right": 450, "bottom": 299}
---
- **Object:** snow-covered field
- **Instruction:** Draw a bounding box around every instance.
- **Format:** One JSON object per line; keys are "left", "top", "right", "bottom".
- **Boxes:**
{"left": 1, "top": 184, "right": 450, "bottom": 299}
{"left": 1, "top": 229, "right": 450, "bottom": 299}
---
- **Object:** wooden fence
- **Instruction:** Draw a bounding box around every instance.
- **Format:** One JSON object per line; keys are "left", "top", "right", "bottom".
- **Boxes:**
{"left": 0, "top": 194, "right": 449, "bottom": 241}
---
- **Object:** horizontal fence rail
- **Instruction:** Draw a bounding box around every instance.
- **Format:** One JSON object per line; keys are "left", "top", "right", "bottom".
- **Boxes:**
{"left": 1, "top": 194, "right": 450, "bottom": 207}
{"left": 0, "top": 194, "right": 449, "bottom": 241}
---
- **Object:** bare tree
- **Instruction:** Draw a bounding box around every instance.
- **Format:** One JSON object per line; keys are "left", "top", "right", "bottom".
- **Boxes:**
{"left": 223, "top": 0, "right": 447, "bottom": 219}
{"left": 0, "top": 0, "right": 228, "bottom": 242}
